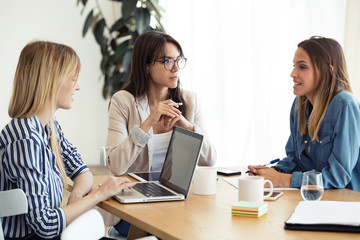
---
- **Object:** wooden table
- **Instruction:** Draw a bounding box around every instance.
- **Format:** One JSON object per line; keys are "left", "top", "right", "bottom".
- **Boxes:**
{"left": 88, "top": 169, "right": 360, "bottom": 240}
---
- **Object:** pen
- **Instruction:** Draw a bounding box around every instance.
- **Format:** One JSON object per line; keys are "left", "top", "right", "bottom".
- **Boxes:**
{"left": 268, "top": 158, "right": 280, "bottom": 165}
{"left": 246, "top": 158, "right": 280, "bottom": 174}
{"left": 168, "top": 102, "right": 183, "bottom": 106}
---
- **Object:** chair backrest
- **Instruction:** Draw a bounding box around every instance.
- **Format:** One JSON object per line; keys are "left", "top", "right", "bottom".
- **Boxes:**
{"left": 100, "top": 146, "right": 106, "bottom": 166}
{"left": 0, "top": 189, "right": 28, "bottom": 240}
{"left": 61, "top": 209, "right": 105, "bottom": 240}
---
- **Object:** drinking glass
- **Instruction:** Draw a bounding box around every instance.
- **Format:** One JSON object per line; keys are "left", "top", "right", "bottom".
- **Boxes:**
{"left": 300, "top": 171, "right": 324, "bottom": 201}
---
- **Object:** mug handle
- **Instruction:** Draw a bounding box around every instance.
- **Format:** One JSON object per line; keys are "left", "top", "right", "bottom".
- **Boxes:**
{"left": 263, "top": 180, "right": 273, "bottom": 200}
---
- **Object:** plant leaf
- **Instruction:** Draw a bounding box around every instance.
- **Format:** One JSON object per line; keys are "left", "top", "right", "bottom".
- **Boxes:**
{"left": 93, "top": 18, "right": 106, "bottom": 45}
{"left": 83, "top": 10, "right": 94, "bottom": 37}
{"left": 112, "top": 39, "right": 130, "bottom": 63}
{"left": 147, "top": 0, "right": 163, "bottom": 21}
{"left": 122, "top": 49, "right": 132, "bottom": 73}
{"left": 110, "top": 17, "right": 125, "bottom": 32}
{"left": 101, "top": 37, "right": 109, "bottom": 55}
{"left": 117, "top": 27, "right": 131, "bottom": 38}
{"left": 100, "top": 54, "right": 111, "bottom": 74}
{"left": 110, "top": 39, "right": 117, "bottom": 51}
{"left": 102, "top": 75, "right": 110, "bottom": 99}
{"left": 122, "top": 0, "right": 137, "bottom": 19}
{"left": 130, "top": 31, "right": 139, "bottom": 45}
{"left": 145, "top": 0, "right": 165, "bottom": 31}
{"left": 135, "top": 7, "right": 150, "bottom": 34}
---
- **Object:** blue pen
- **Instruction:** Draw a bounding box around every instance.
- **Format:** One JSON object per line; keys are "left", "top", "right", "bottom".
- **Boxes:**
{"left": 246, "top": 158, "right": 280, "bottom": 174}
{"left": 268, "top": 158, "right": 280, "bottom": 165}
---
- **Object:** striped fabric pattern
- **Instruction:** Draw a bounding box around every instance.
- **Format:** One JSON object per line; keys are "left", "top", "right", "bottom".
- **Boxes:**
{"left": 0, "top": 116, "right": 89, "bottom": 239}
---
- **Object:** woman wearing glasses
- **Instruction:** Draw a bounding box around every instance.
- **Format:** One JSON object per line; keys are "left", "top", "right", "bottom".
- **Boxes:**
{"left": 106, "top": 31, "right": 216, "bottom": 176}
{"left": 104, "top": 31, "right": 216, "bottom": 237}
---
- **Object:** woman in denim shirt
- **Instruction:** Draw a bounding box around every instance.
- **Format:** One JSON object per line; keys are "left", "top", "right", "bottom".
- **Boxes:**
{"left": 248, "top": 36, "right": 360, "bottom": 192}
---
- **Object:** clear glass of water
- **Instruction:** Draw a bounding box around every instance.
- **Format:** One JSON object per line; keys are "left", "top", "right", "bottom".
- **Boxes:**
{"left": 300, "top": 171, "right": 324, "bottom": 201}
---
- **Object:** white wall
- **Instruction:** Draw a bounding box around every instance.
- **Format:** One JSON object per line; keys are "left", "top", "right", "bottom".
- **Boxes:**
{"left": 344, "top": 0, "right": 360, "bottom": 98}
{"left": 160, "top": 0, "right": 348, "bottom": 166}
{"left": 0, "top": 0, "right": 113, "bottom": 165}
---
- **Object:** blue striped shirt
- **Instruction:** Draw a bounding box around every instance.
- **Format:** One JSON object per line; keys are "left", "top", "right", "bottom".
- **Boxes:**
{"left": 0, "top": 116, "right": 89, "bottom": 239}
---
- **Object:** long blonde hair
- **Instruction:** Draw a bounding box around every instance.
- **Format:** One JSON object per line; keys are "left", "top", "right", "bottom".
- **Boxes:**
{"left": 8, "top": 41, "right": 81, "bottom": 187}
{"left": 297, "top": 36, "right": 352, "bottom": 141}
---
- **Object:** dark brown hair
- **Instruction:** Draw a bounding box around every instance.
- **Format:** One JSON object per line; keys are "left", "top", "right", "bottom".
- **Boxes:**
{"left": 122, "top": 31, "right": 188, "bottom": 117}
{"left": 297, "top": 36, "right": 352, "bottom": 140}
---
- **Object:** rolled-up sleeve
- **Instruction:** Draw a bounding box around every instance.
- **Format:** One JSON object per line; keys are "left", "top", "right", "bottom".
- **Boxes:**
{"left": 106, "top": 93, "right": 151, "bottom": 175}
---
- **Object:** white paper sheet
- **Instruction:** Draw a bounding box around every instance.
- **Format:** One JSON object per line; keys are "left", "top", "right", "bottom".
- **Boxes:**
{"left": 221, "top": 176, "right": 298, "bottom": 190}
{"left": 286, "top": 201, "right": 360, "bottom": 226}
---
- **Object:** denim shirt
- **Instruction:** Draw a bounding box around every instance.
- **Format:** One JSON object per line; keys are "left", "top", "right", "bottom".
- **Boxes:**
{"left": 274, "top": 91, "right": 360, "bottom": 191}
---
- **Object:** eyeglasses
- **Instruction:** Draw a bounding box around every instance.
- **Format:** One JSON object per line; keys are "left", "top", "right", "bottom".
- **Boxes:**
{"left": 151, "top": 57, "right": 187, "bottom": 71}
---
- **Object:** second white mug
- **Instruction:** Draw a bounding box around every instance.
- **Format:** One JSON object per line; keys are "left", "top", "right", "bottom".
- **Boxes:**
{"left": 238, "top": 176, "right": 273, "bottom": 202}
{"left": 192, "top": 166, "right": 217, "bottom": 195}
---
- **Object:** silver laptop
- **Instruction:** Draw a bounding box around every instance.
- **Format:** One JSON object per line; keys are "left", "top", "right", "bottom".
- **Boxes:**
{"left": 114, "top": 126, "right": 204, "bottom": 203}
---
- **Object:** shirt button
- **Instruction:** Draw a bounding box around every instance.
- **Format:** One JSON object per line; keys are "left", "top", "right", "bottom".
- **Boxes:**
{"left": 304, "top": 140, "right": 308, "bottom": 143}
{"left": 320, "top": 140, "right": 322, "bottom": 144}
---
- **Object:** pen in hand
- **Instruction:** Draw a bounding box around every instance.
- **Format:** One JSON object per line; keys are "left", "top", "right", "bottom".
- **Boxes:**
{"left": 168, "top": 102, "right": 183, "bottom": 106}
{"left": 246, "top": 158, "right": 280, "bottom": 174}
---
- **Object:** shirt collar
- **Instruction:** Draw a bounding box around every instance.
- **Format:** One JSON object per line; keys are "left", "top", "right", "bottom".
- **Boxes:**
{"left": 30, "top": 116, "right": 51, "bottom": 146}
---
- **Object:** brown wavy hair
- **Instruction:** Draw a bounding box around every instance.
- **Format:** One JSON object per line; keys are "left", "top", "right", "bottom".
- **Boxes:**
{"left": 296, "top": 36, "right": 352, "bottom": 141}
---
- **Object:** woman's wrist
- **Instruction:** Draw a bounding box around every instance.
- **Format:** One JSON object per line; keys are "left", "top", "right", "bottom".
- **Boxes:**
{"left": 271, "top": 166, "right": 283, "bottom": 173}
{"left": 140, "top": 118, "right": 153, "bottom": 133}
{"left": 280, "top": 173, "right": 292, "bottom": 187}
{"left": 185, "top": 123, "right": 195, "bottom": 131}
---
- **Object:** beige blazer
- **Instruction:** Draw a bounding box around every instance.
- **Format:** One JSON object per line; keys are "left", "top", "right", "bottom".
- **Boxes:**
{"left": 106, "top": 90, "right": 216, "bottom": 175}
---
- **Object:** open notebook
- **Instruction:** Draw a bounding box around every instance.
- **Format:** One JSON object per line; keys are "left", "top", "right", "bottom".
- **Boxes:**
{"left": 114, "top": 126, "right": 204, "bottom": 203}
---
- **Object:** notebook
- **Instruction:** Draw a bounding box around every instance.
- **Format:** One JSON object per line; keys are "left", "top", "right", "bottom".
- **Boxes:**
{"left": 284, "top": 201, "right": 360, "bottom": 233}
{"left": 114, "top": 126, "right": 204, "bottom": 203}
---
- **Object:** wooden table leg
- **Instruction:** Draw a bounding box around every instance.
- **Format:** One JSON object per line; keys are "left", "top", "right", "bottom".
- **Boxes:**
{"left": 127, "top": 224, "right": 148, "bottom": 239}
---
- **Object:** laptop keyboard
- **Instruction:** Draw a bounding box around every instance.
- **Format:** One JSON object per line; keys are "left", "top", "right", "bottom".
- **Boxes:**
{"left": 133, "top": 182, "right": 176, "bottom": 197}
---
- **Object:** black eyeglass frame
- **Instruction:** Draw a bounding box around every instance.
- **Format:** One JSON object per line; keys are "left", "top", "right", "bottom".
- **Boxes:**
{"left": 150, "top": 57, "right": 187, "bottom": 71}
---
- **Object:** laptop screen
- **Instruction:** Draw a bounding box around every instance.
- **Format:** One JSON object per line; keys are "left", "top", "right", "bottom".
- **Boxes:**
{"left": 159, "top": 126, "right": 204, "bottom": 196}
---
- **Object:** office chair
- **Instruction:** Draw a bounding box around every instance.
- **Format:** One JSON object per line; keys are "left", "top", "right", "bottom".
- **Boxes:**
{"left": 61, "top": 209, "right": 105, "bottom": 240}
{"left": 100, "top": 146, "right": 106, "bottom": 166}
{"left": 0, "top": 189, "right": 28, "bottom": 240}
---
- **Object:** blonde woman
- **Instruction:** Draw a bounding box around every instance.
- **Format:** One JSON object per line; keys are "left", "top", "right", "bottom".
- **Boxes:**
{"left": 0, "top": 41, "right": 135, "bottom": 239}
{"left": 248, "top": 36, "right": 360, "bottom": 192}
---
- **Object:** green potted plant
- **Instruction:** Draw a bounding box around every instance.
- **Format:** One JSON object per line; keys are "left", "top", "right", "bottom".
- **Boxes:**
{"left": 77, "top": 0, "right": 165, "bottom": 99}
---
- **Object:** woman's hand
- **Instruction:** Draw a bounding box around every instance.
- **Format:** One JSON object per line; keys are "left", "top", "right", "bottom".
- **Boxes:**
{"left": 149, "top": 100, "right": 181, "bottom": 125}
{"left": 247, "top": 165, "right": 291, "bottom": 187}
{"left": 95, "top": 176, "right": 136, "bottom": 202}
{"left": 141, "top": 100, "right": 181, "bottom": 132}
{"left": 63, "top": 176, "right": 136, "bottom": 225}
{"left": 162, "top": 113, "right": 194, "bottom": 130}
{"left": 161, "top": 103, "right": 194, "bottom": 131}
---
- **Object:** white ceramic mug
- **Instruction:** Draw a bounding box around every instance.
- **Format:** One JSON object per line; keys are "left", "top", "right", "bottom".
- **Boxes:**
{"left": 238, "top": 176, "right": 273, "bottom": 202}
{"left": 192, "top": 166, "right": 217, "bottom": 195}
